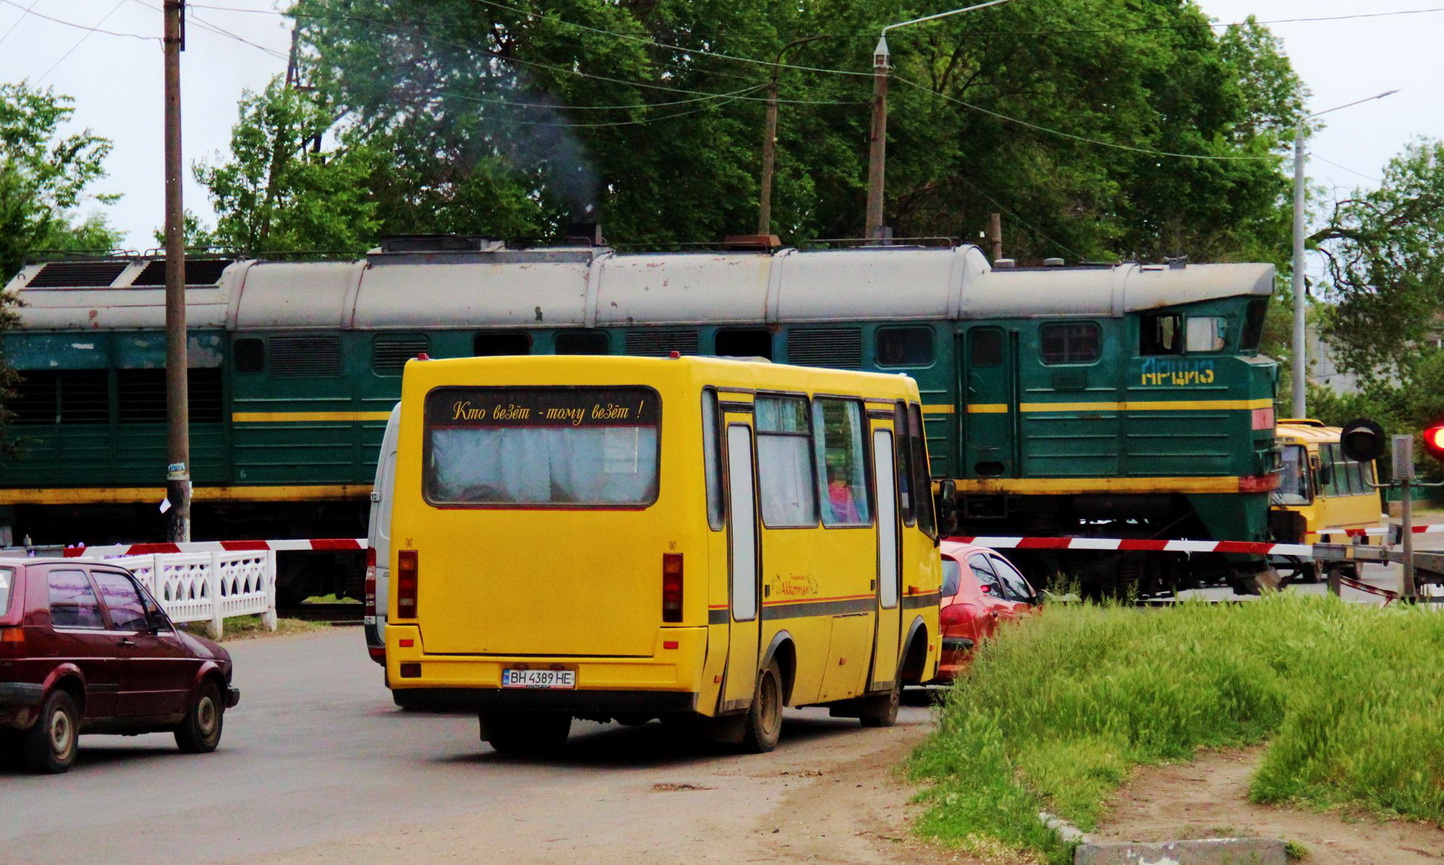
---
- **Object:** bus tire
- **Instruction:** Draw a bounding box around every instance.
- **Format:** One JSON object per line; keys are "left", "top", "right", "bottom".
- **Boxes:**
{"left": 741, "top": 661, "right": 783, "bottom": 753}
{"left": 480, "top": 711, "right": 570, "bottom": 756}
{"left": 859, "top": 678, "right": 901, "bottom": 728}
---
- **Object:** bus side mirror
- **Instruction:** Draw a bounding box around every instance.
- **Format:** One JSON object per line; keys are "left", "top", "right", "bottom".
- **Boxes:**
{"left": 934, "top": 479, "right": 959, "bottom": 536}
{"left": 1317, "top": 460, "right": 1332, "bottom": 486}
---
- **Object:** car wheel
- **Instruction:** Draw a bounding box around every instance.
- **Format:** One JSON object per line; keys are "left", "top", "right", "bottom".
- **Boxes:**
{"left": 21, "top": 689, "right": 79, "bottom": 774}
{"left": 859, "top": 678, "right": 902, "bottom": 728}
{"left": 480, "top": 711, "right": 570, "bottom": 756}
{"left": 741, "top": 661, "right": 783, "bottom": 753}
{"left": 175, "top": 681, "right": 225, "bottom": 753}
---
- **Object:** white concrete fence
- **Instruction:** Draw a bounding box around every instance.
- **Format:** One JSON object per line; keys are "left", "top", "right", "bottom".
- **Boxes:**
{"left": 82, "top": 549, "right": 278, "bottom": 639}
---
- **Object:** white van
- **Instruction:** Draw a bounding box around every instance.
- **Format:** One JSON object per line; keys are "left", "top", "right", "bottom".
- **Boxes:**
{"left": 364, "top": 403, "right": 400, "bottom": 666}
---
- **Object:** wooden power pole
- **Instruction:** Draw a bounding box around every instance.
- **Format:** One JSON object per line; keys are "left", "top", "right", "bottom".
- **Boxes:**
{"left": 164, "top": 0, "right": 190, "bottom": 541}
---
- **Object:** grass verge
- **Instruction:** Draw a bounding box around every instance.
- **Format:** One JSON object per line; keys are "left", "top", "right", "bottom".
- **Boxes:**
{"left": 908, "top": 594, "right": 1444, "bottom": 864}
{"left": 180, "top": 615, "right": 330, "bottom": 641}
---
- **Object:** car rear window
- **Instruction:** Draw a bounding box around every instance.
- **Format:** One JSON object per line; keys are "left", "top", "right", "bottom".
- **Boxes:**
{"left": 941, "top": 557, "right": 961, "bottom": 598}
{"left": 423, "top": 386, "right": 660, "bottom": 507}
{"left": 0, "top": 567, "right": 13, "bottom": 616}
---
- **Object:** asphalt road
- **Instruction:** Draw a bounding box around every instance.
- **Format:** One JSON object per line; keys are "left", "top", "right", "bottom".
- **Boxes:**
{"left": 0, "top": 628, "right": 935, "bottom": 865}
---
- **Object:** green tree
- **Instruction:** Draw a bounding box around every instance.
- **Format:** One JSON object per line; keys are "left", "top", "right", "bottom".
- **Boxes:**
{"left": 210, "top": 1, "right": 1304, "bottom": 261}
{"left": 1315, "top": 138, "right": 1444, "bottom": 435}
{"left": 0, "top": 81, "right": 120, "bottom": 455}
{"left": 195, "top": 79, "right": 380, "bottom": 255}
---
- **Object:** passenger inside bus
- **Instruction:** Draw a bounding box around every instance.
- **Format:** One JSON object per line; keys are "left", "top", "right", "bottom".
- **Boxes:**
{"left": 826, "top": 463, "right": 861, "bottom": 524}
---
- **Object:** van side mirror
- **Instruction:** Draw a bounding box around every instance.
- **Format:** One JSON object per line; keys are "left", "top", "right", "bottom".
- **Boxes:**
{"left": 934, "top": 479, "right": 959, "bottom": 536}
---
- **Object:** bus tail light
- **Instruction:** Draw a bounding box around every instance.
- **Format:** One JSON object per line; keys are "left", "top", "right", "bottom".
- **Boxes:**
{"left": 363, "top": 546, "right": 377, "bottom": 622}
{"left": 662, "top": 553, "right": 683, "bottom": 622}
{"left": 397, "top": 549, "right": 418, "bottom": 618}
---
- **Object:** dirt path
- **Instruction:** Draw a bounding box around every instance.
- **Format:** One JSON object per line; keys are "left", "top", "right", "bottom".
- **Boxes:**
{"left": 1093, "top": 747, "right": 1444, "bottom": 864}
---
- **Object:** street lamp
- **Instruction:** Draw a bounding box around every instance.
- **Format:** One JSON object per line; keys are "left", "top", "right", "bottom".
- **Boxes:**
{"left": 1291, "top": 88, "right": 1398, "bottom": 419}
{"left": 865, "top": 0, "right": 1018, "bottom": 240}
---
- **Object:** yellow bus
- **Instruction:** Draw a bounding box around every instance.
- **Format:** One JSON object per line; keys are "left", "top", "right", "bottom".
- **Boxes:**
{"left": 385, "top": 355, "right": 942, "bottom": 754}
{"left": 1269, "top": 419, "right": 1384, "bottom": 580}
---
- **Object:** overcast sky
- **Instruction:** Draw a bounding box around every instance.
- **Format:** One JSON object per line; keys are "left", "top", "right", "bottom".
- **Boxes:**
{"left": 0, "top": 0, "right": 1439, "bottom": 252}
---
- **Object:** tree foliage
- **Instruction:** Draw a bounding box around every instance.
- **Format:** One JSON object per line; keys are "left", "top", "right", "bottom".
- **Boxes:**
{"left": 0, "top": 82, "right": 120, "bottom": 454}
{"left": 1315, "top": 138, "right": 1444, "bottom": 436}
{"left": 199, "top": 1, "right": 1305, "bottom": 263}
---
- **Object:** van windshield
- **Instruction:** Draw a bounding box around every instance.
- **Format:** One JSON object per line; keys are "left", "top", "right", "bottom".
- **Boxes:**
{"left": 0, "top": 567, "right": 12, "bottom": 614}
{"left": 423, "top": 386, "right": 660, "bottom": 507}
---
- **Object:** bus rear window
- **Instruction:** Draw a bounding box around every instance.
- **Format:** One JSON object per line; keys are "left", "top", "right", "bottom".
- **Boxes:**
{"left": 423, "top": 387, "right": 660, "bottom": 507}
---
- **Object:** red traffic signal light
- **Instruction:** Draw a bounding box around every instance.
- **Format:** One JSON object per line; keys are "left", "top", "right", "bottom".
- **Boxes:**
{"left": 1423, "top": 425, "right": 1444, "bottom": 461}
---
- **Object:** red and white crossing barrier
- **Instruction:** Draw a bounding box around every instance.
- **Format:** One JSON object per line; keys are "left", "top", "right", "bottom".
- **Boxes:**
{"left": 1323, "top": 523, "right": 1444, "bottom": 540}
{"left": 949, "top": 536, "right": 1315, "bottom": 557}
{"left": 60, "top": 538, "right": 367, "bottom": 558}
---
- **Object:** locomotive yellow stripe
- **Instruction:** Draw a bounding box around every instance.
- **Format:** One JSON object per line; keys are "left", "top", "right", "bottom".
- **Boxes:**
{"left": 953, "top": 476, "right": 1254, "bottom": 495}
{"left": 961, "top": 398, "right": 1272, "bottom": 414}
{"left": 1, "top": 485, "right": 372, "bottom": 505}
{"left": 920, "top": 404, "right": 955, "bottom": 415}
{"left": 231, "top": 411, "right": 394, "bottom": 423}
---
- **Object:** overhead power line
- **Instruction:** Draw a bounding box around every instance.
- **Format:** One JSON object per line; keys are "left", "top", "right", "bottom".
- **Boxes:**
{"left": 895, "top": 76, "right": 1280, "bottom": 162}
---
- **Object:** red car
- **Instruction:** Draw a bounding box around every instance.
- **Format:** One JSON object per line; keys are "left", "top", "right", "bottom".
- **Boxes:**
{"left": 935, "top": 541, "right": 1040, "bottom": 682}
{"left": 0, "top": 559, "right": 239, "bottom": 774}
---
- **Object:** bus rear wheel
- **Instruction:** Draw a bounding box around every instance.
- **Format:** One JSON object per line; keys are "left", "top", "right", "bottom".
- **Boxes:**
{"left": 859, "top": 678, "right": 901, "bottom": 728}
{"left": 741, "top": 661, "right": 783, "bottom": 753}
{"left": 480, "top": 711, "right": 571, "bottom": 756}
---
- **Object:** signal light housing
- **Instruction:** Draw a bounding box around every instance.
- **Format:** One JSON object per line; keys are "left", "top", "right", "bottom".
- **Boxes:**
{"left": 1340, "top": 417, "right": 1386, "bottom": 463}
{"left": 1423, "top": 425, "right": 1444, "bottom": 462}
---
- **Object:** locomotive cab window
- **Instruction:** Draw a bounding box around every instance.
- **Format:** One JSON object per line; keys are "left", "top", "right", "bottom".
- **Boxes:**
{"left": 876, "top": 327, "right": 934, "bottom": 367}
{"left": 555, "top": 331, "right": 610, "bottom": 355}
{"left": 1041, "top": 322, "right": 1101, "bottom": 365}
{"left": 714, "top": 328, "right": 772, "bottom": 360}
{"left": 234, "top": 337, "right": 264, "bottom": 373}
{"left": 473, "top": 331, "right": 532, "bottom": 356}
{"left": 1140, "top": 313, "right": 1181, "bottom": 356}
{"left": 1185, "top": 316, "right": 1227, "bottom": 353}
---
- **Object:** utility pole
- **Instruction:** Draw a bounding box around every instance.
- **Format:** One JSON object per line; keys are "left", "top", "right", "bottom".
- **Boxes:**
{"left": 989, "top": 212, "right": 1003, "bottom": 261}
{"left": 758, "top": 36, "right": 826, "bottom": 236}
{"left": 864, "top": 36, "right": 890, "bottom": 241}
{"left": 164, "top": 0, "right": 190, "bottom": 541}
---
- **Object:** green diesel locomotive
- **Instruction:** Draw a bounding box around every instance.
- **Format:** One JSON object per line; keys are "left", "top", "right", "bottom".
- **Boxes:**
{"left": 0, "top": 238, "right": 1278, "bottom": 596}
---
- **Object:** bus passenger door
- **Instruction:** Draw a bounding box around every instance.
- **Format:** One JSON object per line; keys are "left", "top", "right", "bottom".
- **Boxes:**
{"left": 722, "top": 423, "right": 762, "bottom": 711}
{"left": 961, "top": 326, "right": 1017, "bottom": 478}
{"left": 869, "top": 426, "right": 902, "bottom": 692}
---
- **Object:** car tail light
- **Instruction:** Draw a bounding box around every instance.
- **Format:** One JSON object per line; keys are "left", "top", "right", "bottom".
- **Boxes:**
{"left": 396, "top": 549, "right": 418, "bottom": 618}
{"left": 363, "top": 546, "right": 378, "bottom": 623}
{"left": 662, "top": 553, "right": 683, "bottom": 622}
{"left": 0, "top": 626, "right": 23, "bottom": 658}
{"left": 940, "top": 602, "right": 982, "bottom": 627}
{"left": 367, "top": 646, "right": 386, "bottom": 663}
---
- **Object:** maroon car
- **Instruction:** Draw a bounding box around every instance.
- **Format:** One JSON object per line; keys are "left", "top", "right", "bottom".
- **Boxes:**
{"left": 0, "top": 559, "right": 239, "bottom": 774}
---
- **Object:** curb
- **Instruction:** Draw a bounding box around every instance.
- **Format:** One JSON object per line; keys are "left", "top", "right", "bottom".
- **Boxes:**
{"left": 1074, "top": 838, "right": 1287, "bottom": 865}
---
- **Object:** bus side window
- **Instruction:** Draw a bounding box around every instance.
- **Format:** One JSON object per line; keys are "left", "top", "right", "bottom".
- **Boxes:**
{"left": 894, "top": 403, "right": 916, "bottom": 525}
{"left": 702, "top": 389, "right": 724, "bottom": 531}
{"left": 909, "top": 403, "right": 936, "bottom": 537}
{"left": 812, "top": 398, "right": 870, "bottom": 527}
{"left": 755, "top": 395, "right": 818, "bottom": 527}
